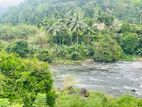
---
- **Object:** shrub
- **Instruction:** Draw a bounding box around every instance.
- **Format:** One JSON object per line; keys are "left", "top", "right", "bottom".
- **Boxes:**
{"left": 36, "top": 49, "right": 53, "bottom": 63}
{"left": 6, "top": 40, "right": 29, "bottom": 57}
{"left": 93, "top": 36, "right": 123, "bottom": 62}
{"left": 120, "top": 33, "right": 139, "bottom": 54}
{"left": 0, "top": 52, "right": 55, "bottom": 107}
{"left": 55, "top": 43, "right": 90, "bottom": 60}
{"left": 120, "top": 23, "right": 142, "bottom": 34}
{"left": 136, "top": 48, "right": 142, "bottom": 56}
{"left": 0, "top": 98, "right": 10, "bottom": 107}
{"left": 0, "top": 40, "right": 7, "bottom": 51}
{"left": 70, "top": 51, "right": 81, "bottom": 60}
{"left": 33, "top": 94, "right": 48, "bottom": 107}
{"left": 138, "top": 36, "right": 142, "bottom": 49}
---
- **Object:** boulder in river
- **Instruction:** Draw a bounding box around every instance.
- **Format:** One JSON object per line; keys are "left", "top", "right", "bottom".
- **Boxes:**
{"left": 80, "top": 88, "right": 89, "bottom": 97}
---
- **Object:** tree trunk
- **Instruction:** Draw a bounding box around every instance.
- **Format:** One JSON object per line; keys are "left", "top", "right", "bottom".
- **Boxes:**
{"left": 140, "top": 15, "right": 142, "bottom": 25}
{"left": 71, "top": 36, "right": 73, "bottom": 45}
{"left": 77, "top": 34, "right": 79, "bottom": 44}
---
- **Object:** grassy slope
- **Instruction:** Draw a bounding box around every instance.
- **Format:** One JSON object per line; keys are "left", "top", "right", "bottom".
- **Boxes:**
{"left": 55, "top": 90, "right": 142, "bottom": 107}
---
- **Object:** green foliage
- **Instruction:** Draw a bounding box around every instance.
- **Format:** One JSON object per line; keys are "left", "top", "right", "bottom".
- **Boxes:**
{"left": 54, "top": 91, "right": 142, "bottom": 107}
{"left": 0, "top": 98, "right": 10, "bottom": 107}
{"left": 97, "top": 11, "right": 115, "bottom": 27}
{"left": 136, "top": 48, "right": 142, "bottom": 56}
{"left": 0, "top": 40, "right": 7, "bottom": 51}
{"left": 0, "top": 90, "right": 142, "bottom": 107}
{"left": 110, "top": 95, "right": 140, "bottom": 107}
{"left": 93, "top": 36, "right": 123, "bottom": 62}
{"left": 0, "top": 0, "right": 141, "bottom": 64}
{"left": 138, "top": 36, "right": 142, "bottom": 49}
{"left": 33, "top": 94, "right": 48, "bottom": 107}
{"left": 121, "top": 54, "right": 140, "bottom": 61}
{"left": 33, "top": 91, "right": 56, "bottom": 107}
{"left": 120, "top": 23, "right": 142, "bottom": 34}
{"left": 1, "top": 0, "right": 142, "bottom": 25}
{"left": 120, "top": 33, "right": 139, "bottom": 54}
{"left": 0, "top": 52, "right": 55, "bottom": 107}
{"left": 10, "top": 103, "right": 23, "bottom": 107}
{"left": 0, "top": 24, "right": 38, "bottom": 40}
{"left": 6, "top": 40, "right": 29, "bottom": 57}
{"left": 36, "top": 49, "right": 53, "bottom": 63}
{"left": 56, "top": 43, "right": 91, "bottom": 60}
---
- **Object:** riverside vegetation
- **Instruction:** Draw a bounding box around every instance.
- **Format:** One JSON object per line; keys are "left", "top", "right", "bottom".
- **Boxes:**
{"left": 0, "top": 0, "right": 142, "bottom": 106}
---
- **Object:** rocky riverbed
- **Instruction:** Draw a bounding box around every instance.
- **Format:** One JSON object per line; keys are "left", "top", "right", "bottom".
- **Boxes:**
{"left": 51, "top": 61, "right": 142, "bottom": 97}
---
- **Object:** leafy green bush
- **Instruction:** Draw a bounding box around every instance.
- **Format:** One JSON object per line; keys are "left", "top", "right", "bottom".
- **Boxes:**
{"left": 136, "top": 48, "right": 142, "bottom": 56}
{"left": 0, "top": 40, "right": 7, "bottom": 51}
{"left": 6, "top": 40, "right": 29, "bottom": 57}
{"left": 36, "top": 49, "right": 53, "bottom": 63}
{"left": 33, "top": 94, "right": 48, "bottom": 107}
{"left": 0, "top": 98, "right": 10, "bottom": 107}
{"left": 56, "top": 43, "right": 90, "bottom": 60}
{"left": 10, "top": 103, "right": 23, "bottom": 107}
{"left": 70, "top": 51, "right": 81, "bottom": 60}
{"left": 0, "top": 52, "right": 55, "bottom": 107}
{"left": 120, "top": 33, "right": 139, "bottom": 54}
{"left": 121, "top": 23, "right": 142, "bottom": 34}
{"left": 138, "top": 36, "right": 142, "bottom": 49}
{"left": 93, "top": 36, "right": 123, "bottom": 62}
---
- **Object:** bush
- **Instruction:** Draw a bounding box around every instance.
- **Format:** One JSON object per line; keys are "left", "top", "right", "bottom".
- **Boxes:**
{"left": 70, "top": 51, "right": 81, "bottom": 60}
{"left": 36, "top": 49, "right": 53, "bottom": 63}
{"left": 136, "top": 48, "right": 142, "bottom": 56}
{"left": 138, "top": 36, "right": 142, "bottom": 49}
{"left": 55, "top": 43, "right": 90, "bottom": 60}
{"left": 120, "top": 33, "right": 139, "bottom": 54}
{"left": 0, "top": 40, "right": 7, "bottom": 51}
{"left": 33, "top": 94, "right": 48, "bottom": 107}
{"left": 93, "top": 36, "right": 123, "bottom": 62}
{"left": 6, "top": 40, "right": 29, "bottom": 57}
{"left": 120, "top": 23, "right": 142, "bottom": 34}
{"left": 0, "top": 52, "right": 55, "bottom": 107}
{"left": 0, "top": 98, "right": 10, "bottom": 107}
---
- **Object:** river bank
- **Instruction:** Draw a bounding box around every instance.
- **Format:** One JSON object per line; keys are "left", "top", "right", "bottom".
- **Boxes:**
{"left": 51, "top": 61, "right": 142, "bottom": 97}
{"left": 51, "top": 55, "right": 142, "bottom": 65}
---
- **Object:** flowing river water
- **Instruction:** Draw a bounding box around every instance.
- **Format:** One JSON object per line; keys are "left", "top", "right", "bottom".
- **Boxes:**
{"left": 51, "top": 61, "right": 142, "bottom": 97}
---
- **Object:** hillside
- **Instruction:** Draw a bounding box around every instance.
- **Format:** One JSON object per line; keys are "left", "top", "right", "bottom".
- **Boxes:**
{"left": 0, "top": 0, "right": 142, "bottom": 24}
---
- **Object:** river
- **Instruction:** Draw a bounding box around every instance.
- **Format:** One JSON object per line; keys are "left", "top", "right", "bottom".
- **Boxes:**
{"left": 51, "top": 61, "right": 142, "bottom": 97}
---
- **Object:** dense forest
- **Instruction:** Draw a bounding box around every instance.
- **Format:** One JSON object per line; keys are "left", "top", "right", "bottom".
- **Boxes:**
{"left": 0, "top": 0, "right": 142, "bottom": 24}
{"left": 0, "top": 0, "right": 142, "bottom": 62}
{"left": 0, "top": 0, "right": 142, "bottom": 106}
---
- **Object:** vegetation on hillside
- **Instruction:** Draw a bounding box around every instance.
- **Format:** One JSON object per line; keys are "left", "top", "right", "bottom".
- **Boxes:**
{"left": 1, "top": 89, "right": 142, "bottom": 107}
{"left": 0, "top": 52, "right": 56, "bottom": 107}
{"left": 0, "top": 0, "right": 142, "bottom": 106}
{"left": 1, "top": 0, "right": 142, "bottom": 25}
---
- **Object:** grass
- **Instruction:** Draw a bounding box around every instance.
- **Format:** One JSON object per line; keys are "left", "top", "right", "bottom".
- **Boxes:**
{"left": 51, "top": 54, "right": 142, "bottom": 65}
{"left": 54, "top": 90, "right": 142, "bottom": 107}
{"left": 0, "top": 89, "right": 142, "bottom": 107}
{"left": 121, "top": 54, "right": 141, "bottom": 61}
{"left": 52, "top": 57, "right": 83, "bottom": 65}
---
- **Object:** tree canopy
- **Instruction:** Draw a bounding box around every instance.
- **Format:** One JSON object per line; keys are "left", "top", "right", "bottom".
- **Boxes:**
{"left": 1, "top": 0, "right": 142, "bottom": 24}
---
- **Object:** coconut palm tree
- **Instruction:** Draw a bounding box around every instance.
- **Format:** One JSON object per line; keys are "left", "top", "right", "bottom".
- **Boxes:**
{"left": 47, "top": 20, "right": 64, "bottom": 45}
{"left": 65, "top": 11, "right": 88, "bottom": 44}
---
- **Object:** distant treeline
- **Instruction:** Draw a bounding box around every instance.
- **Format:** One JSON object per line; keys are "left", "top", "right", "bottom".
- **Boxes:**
{"left": 0, "top": 0, "right": 142, "bottom": 24}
